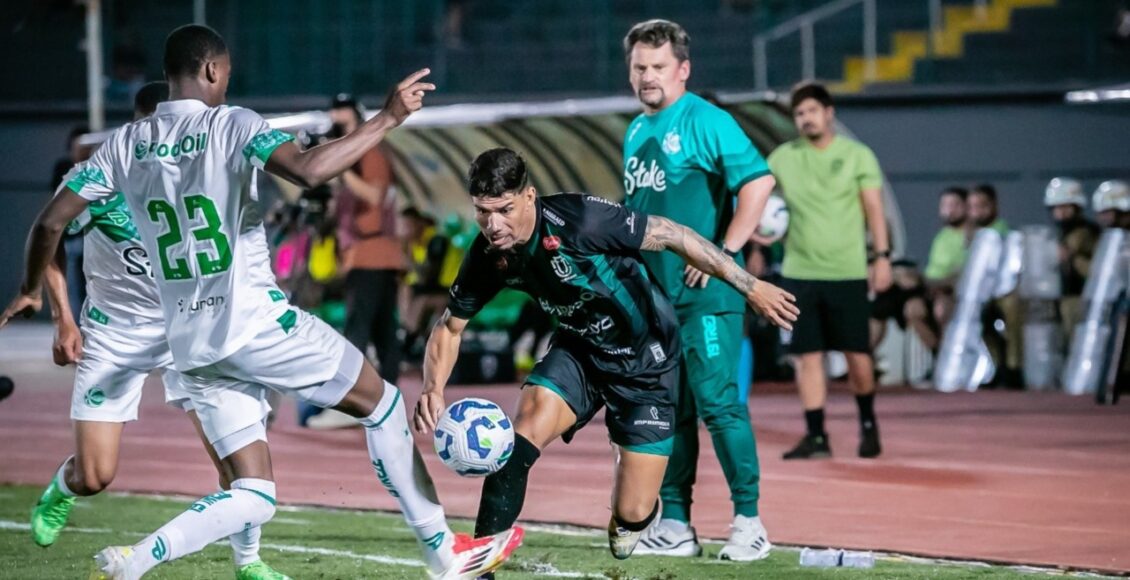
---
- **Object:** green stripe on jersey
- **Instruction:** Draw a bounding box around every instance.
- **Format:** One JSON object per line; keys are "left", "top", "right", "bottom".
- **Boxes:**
{"left": 242, "top": 130, "right": 295, "bottom": 168}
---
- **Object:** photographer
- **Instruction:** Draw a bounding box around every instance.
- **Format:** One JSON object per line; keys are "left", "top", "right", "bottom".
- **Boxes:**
{"left": 328, "top": 93, "right": 406, "bottom": 385}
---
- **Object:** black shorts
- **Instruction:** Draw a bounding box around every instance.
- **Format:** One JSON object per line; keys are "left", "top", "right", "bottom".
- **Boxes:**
{"left": 525, "top": 345, "right": 678, "bottom": 456}
{"left": 781, "top": 278, "right": 871, "bottom": 354}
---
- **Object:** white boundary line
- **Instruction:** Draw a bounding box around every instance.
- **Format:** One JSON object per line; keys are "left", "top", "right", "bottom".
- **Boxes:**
{"left": 0, "top": 519, "right": 595, "bottom": 578}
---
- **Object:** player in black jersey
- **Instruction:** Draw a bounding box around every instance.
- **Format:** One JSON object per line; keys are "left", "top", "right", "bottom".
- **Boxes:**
{"left": 413, "top": 148, "right": 797, "bottom": 561}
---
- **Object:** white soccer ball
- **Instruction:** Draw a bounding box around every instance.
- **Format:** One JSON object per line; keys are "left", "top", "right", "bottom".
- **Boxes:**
{"left": 756, "top": 195, "right": 790, "bottom": 243}
{"left": 433, "top": 398, "right": 515, "bottom": 477}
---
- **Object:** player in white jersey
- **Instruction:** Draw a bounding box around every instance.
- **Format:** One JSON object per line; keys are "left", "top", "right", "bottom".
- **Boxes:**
{"left": 14, "top": 82, "right": 287, "bottom": 580}
{"left": 0, "top": 25, "right": 521, "bottom": 580}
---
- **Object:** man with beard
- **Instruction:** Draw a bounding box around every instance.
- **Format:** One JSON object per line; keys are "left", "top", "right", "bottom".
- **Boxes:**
{"left": 618, "top": 19, "right": 779, "bottom": 561}
{"left": 968, "top": 184, "right": 1010, "bottom": 235}
{"left": 966, "top": 184, "right": 1023, "bottom": 386}
{"left": 767, "top": 83, "right": 891, "bottom": 461}
{"left": 920, "top": 187, "right": 972, "bottom": 334}
{"left": 1045, "top": 178, "right": 1102, "bottom": 339}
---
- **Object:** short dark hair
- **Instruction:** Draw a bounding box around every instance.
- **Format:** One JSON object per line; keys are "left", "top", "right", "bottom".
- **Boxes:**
{"left": 134, "top": 81, "right": 169, "bottom": 116}
{"left": 970, "top": 183, "right": 997, "bottom": 201}
{"left": 941, "top": 186, "right": 968, "bottom": 200}
{"left": 164, "top": 24, "right": 227, "bottom": 78}
{"left": 790, "top": 82, "right": 833, "bottom": 111}
{"left": 468, "top": 148, "right": 529, "bottom": 198}
{"left": 623, "top": 19, "right": 690, "bottom": 62}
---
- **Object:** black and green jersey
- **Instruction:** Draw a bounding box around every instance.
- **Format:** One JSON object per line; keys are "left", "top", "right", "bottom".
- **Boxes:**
{"left": 622, "top": 93, "right": 771, "bottom": 316}
{"left": 449, "top": 194, "right": 679, "bottom": 379}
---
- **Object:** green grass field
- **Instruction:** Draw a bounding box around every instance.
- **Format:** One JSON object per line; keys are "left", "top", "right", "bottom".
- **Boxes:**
{"left": 0, "top": 484, "right": 1075, "bottom": 579}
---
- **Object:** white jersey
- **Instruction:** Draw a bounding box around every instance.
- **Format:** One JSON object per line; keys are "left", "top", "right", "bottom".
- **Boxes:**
{"left": 64, "top": 99, "right": 296, "bottom": 370}
{"left": 63, "top": 191, "right": 163, "bottom": 324}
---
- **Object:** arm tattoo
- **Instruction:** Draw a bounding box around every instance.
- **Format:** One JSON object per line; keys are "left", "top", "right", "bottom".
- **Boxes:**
{"left": 642, "top": 215, "right": 757, "bottom": 296}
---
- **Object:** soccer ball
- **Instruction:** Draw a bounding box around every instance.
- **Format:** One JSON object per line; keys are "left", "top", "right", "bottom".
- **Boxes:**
{"left": 756, "top": 195, "right": 789, "bottom": 242}
{"left": 433, "top": 398, "right": 514, "bottom": 477}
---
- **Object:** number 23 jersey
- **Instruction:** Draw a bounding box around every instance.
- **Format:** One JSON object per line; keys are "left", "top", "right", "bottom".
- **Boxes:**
{"left": 64, "top": 99, "right": 296, "bottom": 371}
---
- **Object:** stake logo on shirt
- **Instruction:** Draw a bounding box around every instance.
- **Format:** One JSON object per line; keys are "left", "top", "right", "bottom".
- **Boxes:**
{"left": 623, "top": 156, "right": 667, "bottom": 195}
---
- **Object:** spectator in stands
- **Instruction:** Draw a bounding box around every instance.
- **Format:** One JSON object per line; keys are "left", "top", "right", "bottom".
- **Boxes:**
{"left": 922, "top": 186, "right": 972, "bottom": 330}
{"left": 329, "top": 93, "right": 405, "bottom": 384}
{"left": 51, "top": 126, "right": 94, "bottom": 324}
{"left": 400, "top": 207, "right": 451, "bottom": 360}
{"left": 1045, "top": 178, "right": 1102, "bottom": 338}
{"left": 1093, "top": 180, "right": 1130, "bottom": 229}
{"left": 872, "top": 259, "right": 939, "bottom": 352}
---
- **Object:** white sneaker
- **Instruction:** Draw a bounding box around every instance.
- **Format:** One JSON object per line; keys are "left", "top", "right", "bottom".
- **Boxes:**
{"left": 718, "top": 515, "right": 772, "bottom": 561}
{"left": 89, "top": 546, "right": 138, "bottom": 580}
{"left": 606, "top": 517, "right": 643, "bottom": 560}
{"left": 633, "top": 518, "right": 703, "bottom": 557}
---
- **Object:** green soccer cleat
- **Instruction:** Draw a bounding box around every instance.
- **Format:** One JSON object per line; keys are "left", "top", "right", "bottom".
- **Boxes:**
{"left": 30, "top": 480, "right": 76, "bottom": 547}
{"left": 236, "top": 560, "right": 292, "bottom": 580}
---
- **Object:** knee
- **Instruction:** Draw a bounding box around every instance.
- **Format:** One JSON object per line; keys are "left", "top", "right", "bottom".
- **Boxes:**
{"left": 74, "top": 460, "right": 116, "bottom": 495}
{"left": 614, "top": 497, "right": 657, "bottom": 524}
{"left": 699, "top": 401, "right": 747, "bottom": 432}
{"left": 904, "top": 298, "right": 927, "bottom": 322}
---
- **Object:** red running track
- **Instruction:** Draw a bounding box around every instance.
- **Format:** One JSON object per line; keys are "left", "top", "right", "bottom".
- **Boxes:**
{"left": 1, "top": 360, "right": 1128, "bottom": 574}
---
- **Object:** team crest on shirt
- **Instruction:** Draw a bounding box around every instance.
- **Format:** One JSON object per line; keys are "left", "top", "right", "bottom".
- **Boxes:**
{"left": 542, "top": 235, "right": 561, "bottom": 251}
{"left": 831, "top": 159, "right": 844, "bottom": 174}
{"left": 662, "top": 131, "right": 682, "bottom": 155}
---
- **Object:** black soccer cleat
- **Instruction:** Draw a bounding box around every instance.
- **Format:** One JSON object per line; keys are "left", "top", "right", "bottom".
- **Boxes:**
{"left": 782, "top": 434, "right": 831, "bottom": 460}
{"left": 858, "top": 425, "right": 882, "bottom": 458}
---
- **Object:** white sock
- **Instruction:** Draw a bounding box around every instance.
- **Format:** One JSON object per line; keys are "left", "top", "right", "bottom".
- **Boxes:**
{"left": 660, "top": 518, "right": 689, "bottom": 533}
{"left": 126, "top": 479, "right": 276, "bottom": 577}
{"left": 224, "top": 483, "right": 262, "bottom": 567}
{"left": 54, "top": 457, "right": 77, "bottom": 497}
{"left": 360, "top": 383, "right": 454, "bottom": 572}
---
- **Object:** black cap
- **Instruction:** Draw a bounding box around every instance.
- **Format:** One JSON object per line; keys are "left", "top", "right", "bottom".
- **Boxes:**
{"left": 331, "top": 93, "right": 357, "bottom": 109}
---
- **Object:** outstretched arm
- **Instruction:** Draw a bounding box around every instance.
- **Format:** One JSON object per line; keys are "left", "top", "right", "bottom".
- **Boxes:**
{"left": 641, "top": 214, "right": 799, "bottom": 330}
{"left": 413, "top": 309, "right": 470, "bottom": 434}
{"left": 265, "top": 69, "right": 435, "bottom": 189}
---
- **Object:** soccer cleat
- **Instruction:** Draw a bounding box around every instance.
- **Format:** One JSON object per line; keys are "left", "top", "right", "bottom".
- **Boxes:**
{"left": 30, "top": 480, "right": 76, "bottom": 547}
{"left": 859, "top": 424, "right": 882, "bottom": 458}
{"left": 236, "top": 560, "right": 292, "bottom": 580}
{"left": 431, "top": 527, "right": 524, "bottom": 580}
{"left": 633, "top": 519, "right": 703, "bottom": 557}
{"left": 606, "top": 517, "right": 645, "bottom": 560}
{"left": 782, "top": 434, "right": 831, "bottom": 460}
{"left": 718, "top": 515, "right": 772, "bottom": 562}
{"left": 89, "top": 546, "right": 137, "bottom": 580}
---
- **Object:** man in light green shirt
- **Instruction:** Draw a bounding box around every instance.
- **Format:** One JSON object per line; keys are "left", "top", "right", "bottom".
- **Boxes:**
{"left": 924, "top": 187, "right": 972, "bottom": 332}
{"left": 765, "top": 83, "right": 891, "bottom": 461}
